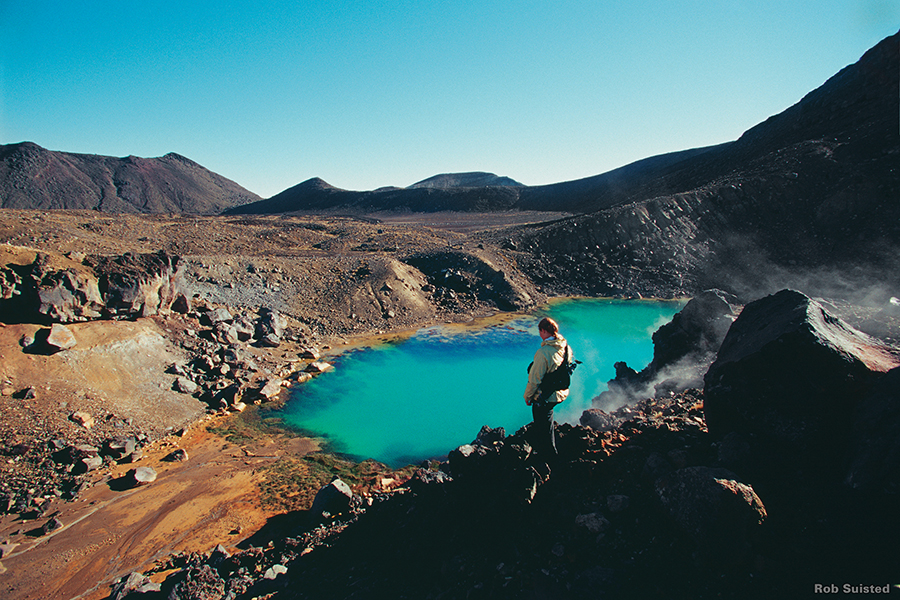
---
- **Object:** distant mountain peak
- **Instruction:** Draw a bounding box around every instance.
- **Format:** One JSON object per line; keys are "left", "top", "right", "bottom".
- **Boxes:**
{"left": 0, "top": 142, "right": 260, "bottom": 214}
{"left": 408, "top": 172, "right": 524, "bottom": 189}
{"left": 161, "top": 152, "right": 199, "bottom": 165}
{"left": 297, "top": 177, "right": 339, "bottom": 191}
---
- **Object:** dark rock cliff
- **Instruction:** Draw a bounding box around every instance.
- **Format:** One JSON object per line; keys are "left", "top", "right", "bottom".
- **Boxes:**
{"left": 704, "top": 289, "right": 899, "bottom": 488}
{"left": 591, "top": 289, "right": 740, "bottom": 410}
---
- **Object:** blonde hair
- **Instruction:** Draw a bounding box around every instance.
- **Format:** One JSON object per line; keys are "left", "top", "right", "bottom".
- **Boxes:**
{"left": 538, "top": 317, "right": 559, "bottom": 336}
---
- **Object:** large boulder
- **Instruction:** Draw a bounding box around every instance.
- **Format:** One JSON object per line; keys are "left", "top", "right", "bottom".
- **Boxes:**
{"left": 309, "top": 478, "right": 354, "bottom": 519}
{"left": 655, "top": 466, "right": 766, "bottom": 566}
{"left": 845, "top": 366, "right": 900, "bottom": 491}
{"left": 0, "top": 248, "right": 103, "bottom": 323}
{"left": 649, "top": 289, "right": 739, "bottom": 371}
{"left": 704, "top": 289, "right": 899, "bottom": 479}
{"left": 129, "top": 466, "right": 158, "bottom": 486}
{"left": 255, "top": 307, "right": 287, "bottom": 345}
{"left": 111, "top": 572, "right": 162, "bottom": 600}
{"left": 579, "top": 408, "right": 618, "bottom": 432}
{"left": 35, "top": 265, "right": 104, "bottom": 322}
{"left": 43, "top": 323, "right": 77, "bottom": 352}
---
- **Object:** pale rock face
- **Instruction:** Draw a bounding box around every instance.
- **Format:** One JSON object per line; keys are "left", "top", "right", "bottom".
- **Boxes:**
{"left": 46, "top": 323, "right": 77, "bottom": 351}
{"left": 70, "top": 410, "right": 94, "bottom": 429}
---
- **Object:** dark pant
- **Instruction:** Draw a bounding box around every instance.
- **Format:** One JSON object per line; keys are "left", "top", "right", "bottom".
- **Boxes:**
{"left": 531, "top": 401, "right": 558, "bottom": 457}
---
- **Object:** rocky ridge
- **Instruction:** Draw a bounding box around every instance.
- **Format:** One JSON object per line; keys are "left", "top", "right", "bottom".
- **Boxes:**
{"left": 490, "top": 33, "right": 899, "bottom": 301}
{"left": 408, "top": 172, "right": 524, "bottom": 189}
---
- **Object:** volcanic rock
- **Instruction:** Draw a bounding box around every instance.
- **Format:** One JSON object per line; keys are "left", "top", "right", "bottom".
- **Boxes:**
{"left": 845, "top": 366, "right": 900, "bottom": 491}
{"left": 104, "top": 436, "right": 138, "bottom": 460}
{"left": 263, "top": 564, "right": 288, "bottom": 580}
{"left": 579, "top": 408, "right": 618, "bottom": 432}
{"left": 77, "top": 455, "right": 103, "bottom": 473}
{"left": 650, "top": 289, "right": 739, "bottom": 370}
{"left": 258, "top": 378, "right": 284, "bottom": 400}
{"left": 92, "top": 251, "right": 184, "bottom": 319}
{"left": 130, "top": 466, "right": 157, "bottom": 486}
{"left": 309, "top": 478, "right": 354, "bottom": 519}
{"left": 69, "top": 411, "right": 94, "bottom": 429}
{"left": 174, "top": 377, "right": 199, "bottom": 395}
{"left": 304, "top": 362, "right": 333, "bottom": 374}
{"left": 166, "top": 564, "right": 225, "bottom": 600}
{"left": 255, "top": 307, "right": 286, "bottom": 342}
{"left": 654, "top": 466, "right": 766, "bottom": 566}
{"left": 574, "top": 512, "right": 610, "bottom": 534}
{"left": 606, "top": 494, "right": 630, "bottom": 513}
{"left": 44, "top": 323, "right": 77, "bottom": 352}
{"left": 171, "top": 293, "right": 191, "bottom": 314}
{"left": 111, "top": 572, "right": 162, "bottom": 600}
{"left": 704, "top": 289, "right": 899, "bottom": 481}
{"left": 595, "top": 290, "right": 739, "bottom": 408}
{"left": 299, "top": 348, "right": 320, "bottom": 360}
{"left": 203, "top": 307, "right": 233, "bottom": 326}
{"left": 258, "top": 333, "right": 281, "bottom": 348}
{"left": 34, "top": 262, "right": 103, "bottom": 323}
{"left": 163, "top": 449, "right": 189, "bottom": 462}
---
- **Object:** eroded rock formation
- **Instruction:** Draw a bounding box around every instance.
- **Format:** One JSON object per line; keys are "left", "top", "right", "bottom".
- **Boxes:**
{"left": 0, "top": 246, "right": 186, "bottom": 323}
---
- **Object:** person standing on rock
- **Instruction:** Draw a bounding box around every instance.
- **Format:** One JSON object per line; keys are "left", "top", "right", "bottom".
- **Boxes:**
{"left": 524, "top": 317, "right": 573, "bottom": 459}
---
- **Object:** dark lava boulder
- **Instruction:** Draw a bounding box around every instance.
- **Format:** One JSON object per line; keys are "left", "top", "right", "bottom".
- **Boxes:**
{"left": 594, "top": 289, "right": 739, "bottom": 409}
{"left": 703, "top": 289, "right": 899, "bottom": 480}
{"left": 845, "top": 365, "right": 900, "bottom": 492}
{"left": 649, "top": 289, "right": 739, "bottom": 371}
{"left": 579, "top": 408, "right": 618, "bottom": 432}
{"left": 655, "top": 466, "right": 766, "bottom": 567}
{"left": 309, "top": 478, "right": 354, "bottom": 520}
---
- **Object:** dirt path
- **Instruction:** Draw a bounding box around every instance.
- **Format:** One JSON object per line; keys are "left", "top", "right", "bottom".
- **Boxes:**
{"left": 0, "top": 417, "right": 318, "bottom": 600}
{"left": 0, "top": 317, "right": 322, "bottom": 600}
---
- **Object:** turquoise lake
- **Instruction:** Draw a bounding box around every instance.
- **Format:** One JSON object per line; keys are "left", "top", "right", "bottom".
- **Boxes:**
{"left": 279, "top": 298, "right": 683, "bottom": 467}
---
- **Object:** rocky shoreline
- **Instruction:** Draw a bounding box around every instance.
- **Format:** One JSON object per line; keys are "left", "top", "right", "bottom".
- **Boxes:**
{"left": 99, "top": 289, "right": 899, "bottom": 600}
{"left": 1, "top": 210, "right": 899, "bottom": 599}
{"left": 0, "top": 218, "right": 554, "bottom": 600}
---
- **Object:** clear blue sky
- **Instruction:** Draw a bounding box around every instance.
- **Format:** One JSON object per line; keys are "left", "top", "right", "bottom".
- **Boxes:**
{"left": 1, "top": 1, "right": 897, "bottom": 198}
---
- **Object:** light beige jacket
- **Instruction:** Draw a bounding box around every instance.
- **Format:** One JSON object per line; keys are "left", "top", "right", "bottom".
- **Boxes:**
{"left": 524, "top": 335, "right": 571, "bottom": 404}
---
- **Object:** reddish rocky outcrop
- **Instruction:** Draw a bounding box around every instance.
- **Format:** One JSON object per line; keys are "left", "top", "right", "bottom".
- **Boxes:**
{"left": 90, "top": 250, "right": 185, "bottom": 319}
{"left": 0, "top": 247, "right": 185, "bottom": 323}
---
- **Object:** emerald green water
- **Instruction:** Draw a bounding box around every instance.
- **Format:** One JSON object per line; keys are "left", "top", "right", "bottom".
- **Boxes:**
{"left": 280, "top": 298, "right": 683, "bottom": 467}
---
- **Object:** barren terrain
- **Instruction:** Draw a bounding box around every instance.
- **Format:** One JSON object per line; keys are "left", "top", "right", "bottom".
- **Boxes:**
{"left": 0, "top": 208, "right": 565, "bottom": 599}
